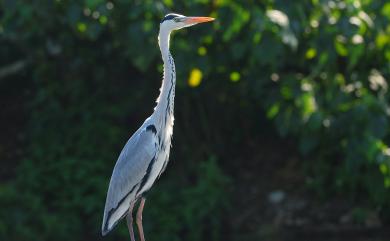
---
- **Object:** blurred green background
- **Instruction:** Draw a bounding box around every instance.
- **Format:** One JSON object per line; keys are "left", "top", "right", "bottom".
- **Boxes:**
{"left": 1, "top": 0, "right": 389, "bottom": 240}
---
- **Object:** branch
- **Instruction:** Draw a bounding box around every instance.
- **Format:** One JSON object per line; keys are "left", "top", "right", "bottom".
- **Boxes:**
{"left": 0, "top": 59, "right": 28, "bottom": 79}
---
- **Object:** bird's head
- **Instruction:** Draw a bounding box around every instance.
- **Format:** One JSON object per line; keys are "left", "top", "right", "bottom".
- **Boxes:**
{"left": 160, "top": 13, "right": 214, "bottom": 32}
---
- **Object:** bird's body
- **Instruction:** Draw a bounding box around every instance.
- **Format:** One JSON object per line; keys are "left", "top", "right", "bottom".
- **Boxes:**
{"left": 101, "top": 13, "right": 214, "bottom": 240}
{"left": 101, "top": 37, "right": 176, "bottom": 236}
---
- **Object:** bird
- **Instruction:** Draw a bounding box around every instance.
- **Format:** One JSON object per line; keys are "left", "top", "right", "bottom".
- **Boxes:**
{"left": 101, "top": 13, "right": 214, "bottom": 241}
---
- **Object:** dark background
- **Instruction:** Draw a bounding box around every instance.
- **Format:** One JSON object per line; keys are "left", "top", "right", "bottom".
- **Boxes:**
{"left": 1, "top": 0, "right": 389, "bottom": 240}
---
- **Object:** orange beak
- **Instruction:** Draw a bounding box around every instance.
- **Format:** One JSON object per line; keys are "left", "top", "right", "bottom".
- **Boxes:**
{"left": 184, "top": 16, "right": 215, "bottom": 24}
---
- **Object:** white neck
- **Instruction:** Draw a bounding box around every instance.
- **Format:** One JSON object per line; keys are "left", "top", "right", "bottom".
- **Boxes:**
{"left": 155, "top": 28, "right": 176, "bottom": 119}
{"left": 158, "top": 28, "right": 171, "bottom": 61}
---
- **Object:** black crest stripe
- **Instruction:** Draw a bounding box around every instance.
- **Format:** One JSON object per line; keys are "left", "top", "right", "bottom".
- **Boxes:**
{"left": 161, "top": 14, "right": 179, "bottom": 23}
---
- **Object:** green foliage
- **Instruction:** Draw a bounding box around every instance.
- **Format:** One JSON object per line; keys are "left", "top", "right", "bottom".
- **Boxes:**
{"left": 146, "top": 157, "right": 230, "bottom": 241}
{"left": 0, "top": 0, "right": 389, "bottom": 240}
{"left": 260, "top": 1, "right": 390, "bottom": 204}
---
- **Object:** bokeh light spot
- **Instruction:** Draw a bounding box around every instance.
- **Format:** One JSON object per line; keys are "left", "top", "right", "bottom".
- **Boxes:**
{"left": 99, "top": 16, "right": 108, "bottom": 25}
{"left": 305, "top": 48, "right": 317, "bottom": 59}
{"left": 230, "top": 72, "right": 240, "bottom": 82}
{"left": 198, "top": 46, "right": 207, "bottom": 56}
{"left": 92, "top": 11, "right": 100, "bottom": 19}
{"left": 271, "top": 73, "right": 279, "bottom": 82}
{"left": 106, "top": 1, "right": 114, "bottom": 10}
{"left": 188, "top": 68, "right": 203, "bottom": 87}
{"left": 77, "top": 22, "right": 87, "bottom": 33}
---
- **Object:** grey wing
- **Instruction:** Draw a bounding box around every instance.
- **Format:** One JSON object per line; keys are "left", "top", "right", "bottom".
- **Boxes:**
{"left": 102, "top": 124, "right": 158, "bottom": 235}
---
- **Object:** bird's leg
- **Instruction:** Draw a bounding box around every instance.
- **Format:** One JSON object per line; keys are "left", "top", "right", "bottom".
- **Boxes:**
{"left": 136, "top": 197, "right": 146, "bottom": 241}
{"left": 126, "top": 201, "right": 136, "bottom": 241}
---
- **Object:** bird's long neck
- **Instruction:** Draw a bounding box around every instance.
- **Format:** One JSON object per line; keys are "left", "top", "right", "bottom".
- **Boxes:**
{"left": 155, "top": 28, "right": 176, "bottom": 121}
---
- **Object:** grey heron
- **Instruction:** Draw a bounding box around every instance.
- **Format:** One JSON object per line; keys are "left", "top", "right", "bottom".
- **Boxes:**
{"left": 101, "top": 13, "right": 214, "bottom": 241}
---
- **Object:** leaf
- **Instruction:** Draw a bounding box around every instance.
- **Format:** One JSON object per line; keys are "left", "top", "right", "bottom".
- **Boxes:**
{"left": 334, "top": 40, "right": 348, "bottom": 56}
{"left": 382, "top": 2, "right": 390, "bottom": 18}
{"left": 267, "top": 103, "right": 280, "bottom": 119}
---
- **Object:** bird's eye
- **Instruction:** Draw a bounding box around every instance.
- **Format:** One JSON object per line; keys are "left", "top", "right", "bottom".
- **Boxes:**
{"left": 173, "top": 18, "right": 180, "bottom": 22}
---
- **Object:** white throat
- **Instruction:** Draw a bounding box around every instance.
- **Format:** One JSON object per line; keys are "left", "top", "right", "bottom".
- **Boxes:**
{"left": 158, "top": 28, "right": 171, "bottom": 60}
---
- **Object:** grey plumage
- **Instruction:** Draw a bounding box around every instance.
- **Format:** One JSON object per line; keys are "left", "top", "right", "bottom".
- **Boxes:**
{"left": 102, "top": 121, "right": 157, "bottom": 235}
{"left": 101, "top": 13, "right": 214, "bottom": 239}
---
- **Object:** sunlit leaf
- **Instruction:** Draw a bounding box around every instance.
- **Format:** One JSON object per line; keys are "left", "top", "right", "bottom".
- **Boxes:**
{"left": 163, "top": 0, "right": 173, "bottom": 7}
{"left": 381, "top": 2, "right": 390, "bottom": 18}
{"left": 376, "top": 32, "right": 389, "bottom": 49}
{"left": 301, "top": 93, "right": 317, "bottom": 119}
{"left": 334, "top": 40, "right": 348, "bottom": 56}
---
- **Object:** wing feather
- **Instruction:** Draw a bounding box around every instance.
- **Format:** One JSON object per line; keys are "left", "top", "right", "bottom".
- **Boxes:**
{"left": 102, "top": 123, "right": 157, "bottom": 235}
